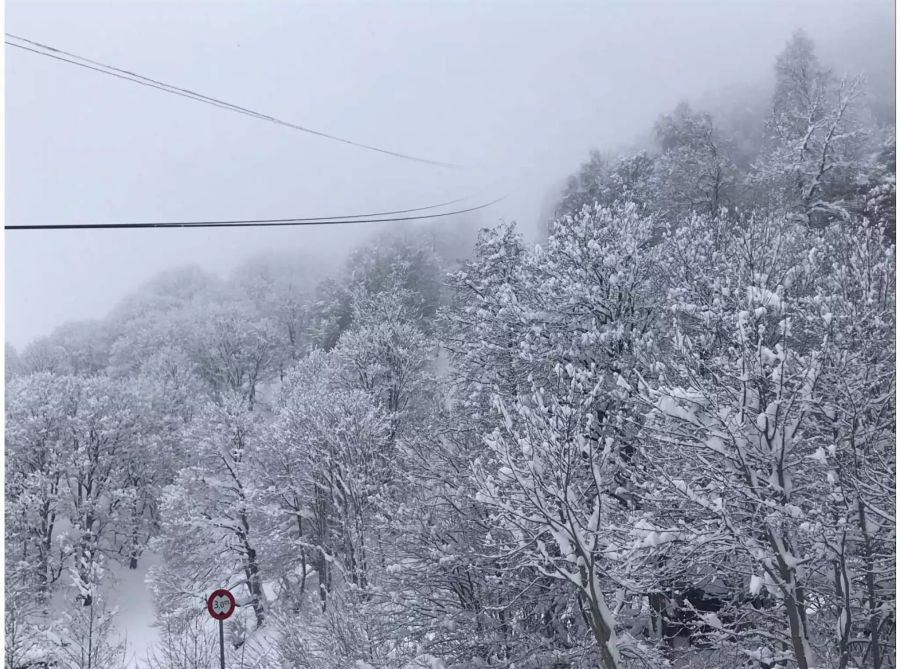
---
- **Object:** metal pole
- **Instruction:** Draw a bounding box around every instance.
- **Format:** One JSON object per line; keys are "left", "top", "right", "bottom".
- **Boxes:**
{"left": 219, "top": 618, "right": 225, "bottom": 669}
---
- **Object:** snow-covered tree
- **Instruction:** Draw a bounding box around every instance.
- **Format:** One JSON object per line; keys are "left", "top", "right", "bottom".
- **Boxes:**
{"left": 6, "top": 343, "right": 22, "bottom": 381}
{"left": 262, "top": 353, "right": 391, "bottom": 610}
{"left": 633, "top": 211, "right": 894, "bottom": 667}
{"left": 6, "top": 373, "right": 71, "bottom": 596}
{"left": 109, "top": 347, "right": 203, "bottom": 570}
{"left": 757, "top": 31, "right": 868, "bottom": 226}
{"left": 152, "top": 395, "right": 267, "bottom": 629}
{"left": 144, "top": 616, "right": 218, "bottom": 669}
{"left": 187, "top": 303, "right": 283, "bottom": 411}
{"left": 52, "top": 595, "right": 126, "bottom": 669}
{"left": 653, "top": 102, "right": 737, "bottom": 218}
{"left": 556, "top": 152, "right": 657, "bottom": 220}
{"left": 806, "top": 219, "right": 895, "bottom": 668}
{"left": 468, "top": 204, "right": 660, "bottom": 669}
{"left": 333, "top": 289, "right": 438, "bottom": 443}
{"left": 444, "top": 222, "right": 531, "bottom": 417}
{"left": 55, "top": 376, "right": 142, "bottom": 606}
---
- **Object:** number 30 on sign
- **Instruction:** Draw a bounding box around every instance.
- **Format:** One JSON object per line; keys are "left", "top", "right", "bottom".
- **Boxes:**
{"left": 207, "top": 589, "right": 236, "bottom": 620}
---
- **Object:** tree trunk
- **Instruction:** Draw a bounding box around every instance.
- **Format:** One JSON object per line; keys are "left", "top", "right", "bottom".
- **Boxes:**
{"left": 244, "top": 545, "right": 265, "bottom": 628}
{"left": 768, "top": 530, "right": 816, "bottom": 669}
{"left": 128, "top": 497, "right": 141, "bottom": 570}
{"left": 581, "top": 564, "right": 621, "bottom": 669}
{"left": 858, "top": 498, "right": 883, "bottom": 669}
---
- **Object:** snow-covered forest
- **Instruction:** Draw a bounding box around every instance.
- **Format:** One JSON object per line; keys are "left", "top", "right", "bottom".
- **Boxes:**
{"left": 6, "top": 31, "right": 895, "bottom": 669}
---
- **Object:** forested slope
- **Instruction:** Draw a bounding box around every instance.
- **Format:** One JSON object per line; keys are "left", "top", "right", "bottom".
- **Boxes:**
{"left": 6, "top": 32, "right": 895, "bottom": 669}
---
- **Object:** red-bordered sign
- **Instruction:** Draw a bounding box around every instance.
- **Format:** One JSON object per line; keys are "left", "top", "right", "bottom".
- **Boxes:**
{"left": 207, "top": 589, "right": 236, "bottom": 620}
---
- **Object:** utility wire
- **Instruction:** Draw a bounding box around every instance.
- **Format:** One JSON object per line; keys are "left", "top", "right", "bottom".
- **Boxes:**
{"left": 6, "top": 34, "right": 464, "bottom": 170}
{"left": 9, "top": 33, "right": 272, "bottom": 117}
{"left": 5, "top": 195, "right": 507, "bottom": 230}
{"left": 7, "top": 189, "right": 492, "bottom": 227}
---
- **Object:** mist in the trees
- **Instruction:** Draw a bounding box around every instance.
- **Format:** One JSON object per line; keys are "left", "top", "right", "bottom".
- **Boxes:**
{"left": 5, "top": 6, "right": 895, "bottom": 669}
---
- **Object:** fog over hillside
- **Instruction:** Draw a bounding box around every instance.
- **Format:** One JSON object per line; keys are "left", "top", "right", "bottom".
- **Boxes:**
{"left": 6, "top": 0, "right": 894, "bottom": 348}
{"left": 5, "top": 3, "right": 895, "bottom": 669}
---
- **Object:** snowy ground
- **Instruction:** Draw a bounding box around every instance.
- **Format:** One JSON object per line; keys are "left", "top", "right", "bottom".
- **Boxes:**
{"left": 104, "top": 552, "right": 280, "bottom": 669}
{"left": 105, "top": 552, "right": 161, "bottom": 669}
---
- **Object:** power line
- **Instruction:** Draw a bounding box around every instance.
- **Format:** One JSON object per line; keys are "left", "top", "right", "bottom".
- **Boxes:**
{"left": 9, "top": 33, "right": 271, "bottom": 118}
{"left": 6, "top": 40, "right": 253, "bottom": 118}
{"left": 6, "top": 33, "right": 464, "bottom": 170}
{"left": 5, "top": 195, "right": 506, "bottom": 230}
{"left": 5, "top": 34, "right": 503, "bottom": 231}
{"left": 6, "top": 189, "right": 493, "bottom": 228}
{"left": 6, "top": 35, "right": 463, "bottom": 169}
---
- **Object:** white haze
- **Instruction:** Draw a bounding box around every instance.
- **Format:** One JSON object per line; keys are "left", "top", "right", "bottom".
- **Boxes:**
{"left": 5, "top": 0, "right": 894, "bottom": 348}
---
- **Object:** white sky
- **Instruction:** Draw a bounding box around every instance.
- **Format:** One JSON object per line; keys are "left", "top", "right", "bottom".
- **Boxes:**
{"left": 5, "top": 0, "right": 894, "bottom": 348}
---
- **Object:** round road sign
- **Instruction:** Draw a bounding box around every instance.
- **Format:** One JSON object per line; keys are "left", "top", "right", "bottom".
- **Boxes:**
{"left": 207, "top": 589, "right": 236, "bottom": 620}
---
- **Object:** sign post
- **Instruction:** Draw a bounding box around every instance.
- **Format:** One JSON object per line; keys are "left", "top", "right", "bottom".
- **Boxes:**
{"left": 207, "top": 588, "right": 236, "bottom": 669}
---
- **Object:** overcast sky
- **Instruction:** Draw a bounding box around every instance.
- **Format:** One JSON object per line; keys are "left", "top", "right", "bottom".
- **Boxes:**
{"left": 5, "top": 0, "right": 894, "bottom": 349}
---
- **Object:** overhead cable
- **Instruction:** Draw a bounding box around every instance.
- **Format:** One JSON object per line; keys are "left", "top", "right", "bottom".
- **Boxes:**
{"left": 6, "top": 195, "right": 507, "bottom": 230}
{"left": 6, "top": 34, "right": 464, "bottom": 170}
